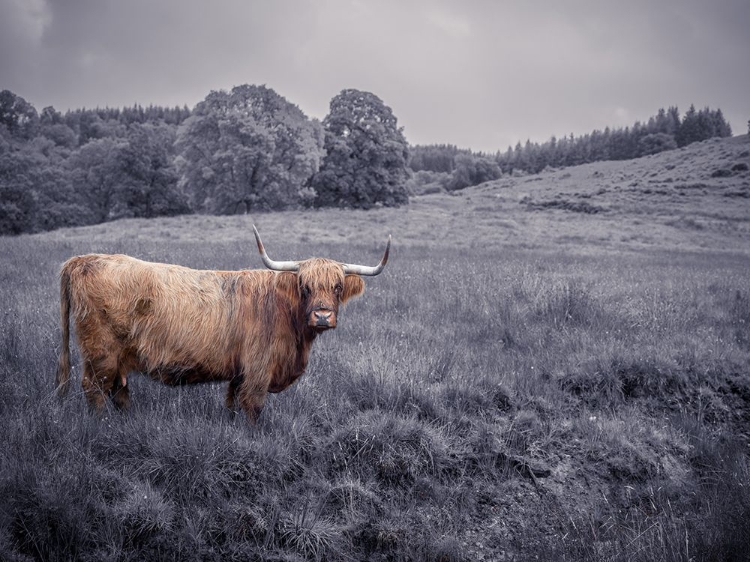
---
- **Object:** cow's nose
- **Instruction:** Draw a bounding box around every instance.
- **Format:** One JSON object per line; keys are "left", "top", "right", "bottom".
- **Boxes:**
{"left": 311, "top": 309, "right": 336, "bottom": 330}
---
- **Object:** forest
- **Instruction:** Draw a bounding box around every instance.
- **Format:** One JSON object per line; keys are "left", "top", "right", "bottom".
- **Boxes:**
{"left": 0, "top": 87, "right": 409, "bottom": 235}
{"left": 0, "top": 86, "right": 733, "bottom": 235}
{"left": 407, "top": 105, "right": 732, "bottom": 193}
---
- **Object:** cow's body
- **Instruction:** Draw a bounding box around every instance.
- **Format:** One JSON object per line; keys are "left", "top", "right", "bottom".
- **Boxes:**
{"left": 56, "top": 230, "right": 387, "bottom": 421}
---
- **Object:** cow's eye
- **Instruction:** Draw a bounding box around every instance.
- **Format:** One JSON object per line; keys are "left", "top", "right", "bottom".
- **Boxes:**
{"left": 334, "top": 283, "right": 342, "bottom": 295}
{"left": 301, "top": 284, "right": 311, "bottom": 298}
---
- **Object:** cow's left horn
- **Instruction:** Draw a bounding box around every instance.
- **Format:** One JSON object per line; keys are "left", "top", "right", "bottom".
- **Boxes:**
{"left": 253, "top": 225, "right": 300, "bottom": 272}
{"left": 343, "top": 235, "right": 391, "bottom": 276}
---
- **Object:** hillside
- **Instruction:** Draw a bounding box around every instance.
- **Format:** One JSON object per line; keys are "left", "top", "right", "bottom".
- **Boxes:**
{"left": 47, "top": 135, "right": 750, "bottom": 258}
{"left": 1, "top": 135, "right": 749, "bottom": 561}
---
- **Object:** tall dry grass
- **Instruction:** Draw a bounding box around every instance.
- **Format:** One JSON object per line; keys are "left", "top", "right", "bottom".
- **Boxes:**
{"left": 0, "top": 227, "right": 749, "bottom": 560}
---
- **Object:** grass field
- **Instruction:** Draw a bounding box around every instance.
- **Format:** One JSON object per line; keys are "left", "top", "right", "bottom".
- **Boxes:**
{"left": 1, "top": 136, "right": 749, "bottom": 561}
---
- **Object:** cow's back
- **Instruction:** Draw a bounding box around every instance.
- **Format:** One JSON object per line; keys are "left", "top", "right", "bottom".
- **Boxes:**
{"left": 63, "top": 254, "right": 273, "bottom": 370}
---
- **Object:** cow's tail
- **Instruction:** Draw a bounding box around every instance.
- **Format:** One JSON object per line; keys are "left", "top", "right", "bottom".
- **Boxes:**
{"left": 56, "top": 262, "right": 72, "bottom": 396}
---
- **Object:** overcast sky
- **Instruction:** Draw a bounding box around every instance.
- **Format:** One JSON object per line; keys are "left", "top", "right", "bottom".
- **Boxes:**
{"left": 2, "top": 0, "right": 749, "bottom": 152}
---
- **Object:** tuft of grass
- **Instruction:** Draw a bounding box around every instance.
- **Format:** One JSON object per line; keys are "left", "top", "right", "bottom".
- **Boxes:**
{"left": 324, "top": 412, "right": 449, "bottom": 488}
{"left": 277, "top": 497, "right": 339, "bottom": 561}
{"left": 116, "top": 480, "right": 175, "bottom": 549}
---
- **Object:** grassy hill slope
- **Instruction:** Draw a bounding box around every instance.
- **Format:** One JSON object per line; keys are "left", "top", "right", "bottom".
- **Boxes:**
{"left": 47, "top": 135, "right": 750, "bottom": 257}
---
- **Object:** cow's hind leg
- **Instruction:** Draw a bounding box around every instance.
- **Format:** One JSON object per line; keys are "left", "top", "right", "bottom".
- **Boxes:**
{"left": 109, "top": 370, "right": 130, "bottom": 410}
{"left": 109, "top": 354, "right": 136, "bottom": 410}
{"left": 82, "top": 355, "right": 120, "bottom": 412}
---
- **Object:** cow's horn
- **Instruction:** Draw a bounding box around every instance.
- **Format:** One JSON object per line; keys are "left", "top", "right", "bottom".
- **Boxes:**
{"left": 343, "top": 235, "right": 391, "bottom": 276}
{"left": 253, "top": 225, "right": 300, "bottom": 272}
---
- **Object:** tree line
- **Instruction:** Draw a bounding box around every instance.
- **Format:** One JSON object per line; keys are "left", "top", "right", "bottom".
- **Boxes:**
{"left": 0, "top": 85, "right": 735, "bottom": 235}
{"left": 407, "top": 105, "right": 732, "bottom": 193}
{"left": 0, "top": 87, "right": 409, "bottom": 234}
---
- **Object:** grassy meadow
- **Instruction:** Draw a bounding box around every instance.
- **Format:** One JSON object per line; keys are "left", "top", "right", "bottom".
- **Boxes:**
{"left": 1, "top": 136, "right": 750, "bottom": 561}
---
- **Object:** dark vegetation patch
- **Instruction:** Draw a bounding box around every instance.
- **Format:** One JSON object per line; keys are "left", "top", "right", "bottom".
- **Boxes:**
{"left": 521, "top": 196, "right": 606, "bottom": 214}
{"left": 674, "top": 182, "right": 709, "bottom": 190}
{"left": 665, "top": 216, "right": 705, "bottom": 230}
{"left": 723, "top": 188, "right": 750, "bottom": 198}
{"left": 709, "top": 162, "right": 750, "bottom": 183}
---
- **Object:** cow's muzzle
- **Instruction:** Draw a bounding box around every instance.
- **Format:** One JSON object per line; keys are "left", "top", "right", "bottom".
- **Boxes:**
{"left": 310, "top": 309, "right": 336, "bottom": 330}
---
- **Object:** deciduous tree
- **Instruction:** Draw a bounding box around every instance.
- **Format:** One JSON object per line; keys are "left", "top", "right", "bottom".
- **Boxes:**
{"left": 175, "top": 85, "right": 324, "bottom": 213}
{"left": 312, "top": 89, "right": 409, "bottom": 209}
{"left": 67, "top": 138, "right": 127, "bottom": 222}
{"left": 447, "top": 153, "right": 502, "bottom": 190}
{"left": 0, "top": 90, "right": 38, "bottom": 139}
{"left": 115, "top": 123, "right": 188, "bottom": 218}
{"left": 638, "top": 132, "right": 677, "bottom": 156}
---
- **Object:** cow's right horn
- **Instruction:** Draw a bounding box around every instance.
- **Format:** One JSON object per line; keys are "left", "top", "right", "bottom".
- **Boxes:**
{"left": 342, "top": 235, "right": 391, "bottom": 276}
{"left": 253, "top": 225, "right": 300, "bottom": 272}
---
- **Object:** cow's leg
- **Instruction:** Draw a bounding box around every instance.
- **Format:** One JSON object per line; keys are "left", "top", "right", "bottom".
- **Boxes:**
{"left": 81, "top": 354, "right": 119, "bottom": 411}
{"left": 109, "top": 370, "right": 130, "bottom": 410}
{"left": 226, "top": 375, "right": 243, "bottom": 412}
{"left": 237, "top": 376, "right": 268, "bottom": 424}
{"left": 110, "top": 353, "right": 136, "bottom": 410}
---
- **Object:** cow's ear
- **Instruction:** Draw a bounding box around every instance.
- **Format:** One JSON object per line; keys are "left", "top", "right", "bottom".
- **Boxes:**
{"left": 275, "top": 272, "right": 300, "bottom": 305}
{"left": 341, "top": 274, "right": 365, "bottom": 303}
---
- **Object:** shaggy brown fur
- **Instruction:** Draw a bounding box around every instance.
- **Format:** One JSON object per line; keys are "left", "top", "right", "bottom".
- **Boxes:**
{"left": 56, "top": 254, "right": 365, "bottom": 422}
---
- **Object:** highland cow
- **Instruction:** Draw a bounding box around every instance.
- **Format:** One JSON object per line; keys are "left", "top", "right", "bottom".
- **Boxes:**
{"left": 56, "top": 226, "right": 390, "bottom": 422}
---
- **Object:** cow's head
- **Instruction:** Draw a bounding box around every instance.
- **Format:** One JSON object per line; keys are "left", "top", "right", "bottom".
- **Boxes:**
{"left": 253, "top": 226, "right": 390, "bottom": 331}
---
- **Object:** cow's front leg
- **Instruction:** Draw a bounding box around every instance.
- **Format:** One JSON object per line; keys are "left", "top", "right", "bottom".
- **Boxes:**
{"left": 225, "top": 375, "right": 243, "bottom": 413}
{"left": 237, "top": 375, "right": 269, "bottom": 424}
